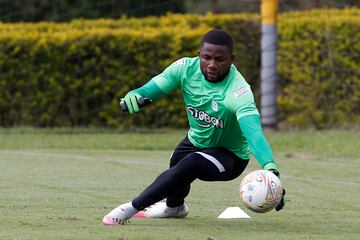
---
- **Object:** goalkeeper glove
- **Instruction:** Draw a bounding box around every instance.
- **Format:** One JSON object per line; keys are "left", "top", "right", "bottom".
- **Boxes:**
{"left": 120, "top": 92, "right": 142, "bottom": 114}
{"left": 268, "top": 169, "right": 286, "bottom": 211}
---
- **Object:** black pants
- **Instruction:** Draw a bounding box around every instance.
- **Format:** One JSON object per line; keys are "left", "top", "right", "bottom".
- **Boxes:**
{"left": 132, "top": 137, "right": 249, "bottom": 210}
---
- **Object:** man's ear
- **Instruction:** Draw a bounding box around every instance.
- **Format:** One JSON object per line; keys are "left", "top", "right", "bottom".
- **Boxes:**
{"left": 231, "top": 53, "right": 235, "bottom": 62}
{"left": 198, "top": 50, "right": 200, "bottom": 57}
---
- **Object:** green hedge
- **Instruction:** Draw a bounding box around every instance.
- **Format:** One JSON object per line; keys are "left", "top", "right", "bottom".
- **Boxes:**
{"left": 0, "top": 13, "right": 260, "bottom": 128}
{"left": 278, "top": 8, "right": 360, "bottom": 128}
{"left": 0, "top": 9, "right": 359, "bottom": 128}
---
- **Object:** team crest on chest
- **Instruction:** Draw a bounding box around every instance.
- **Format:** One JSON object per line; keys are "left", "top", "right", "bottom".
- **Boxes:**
{"left": 212, "top": 100, "right": 218, "bottom": 112}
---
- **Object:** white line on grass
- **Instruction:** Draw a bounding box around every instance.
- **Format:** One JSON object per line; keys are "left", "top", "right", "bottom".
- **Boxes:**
{"left": 103, "top": 156, "right": 166, "bottom": 167}
{"left": 0, "top": 150, "right": 95, "bottom": 161}
{"left": 283, "top": 175, "right": 360, "bottom": 186}
{"left": 3, "top": 150, "right": 358, "bottom": 186}
{"left": 0, "top": 150, "right": 166, "bottom": 167}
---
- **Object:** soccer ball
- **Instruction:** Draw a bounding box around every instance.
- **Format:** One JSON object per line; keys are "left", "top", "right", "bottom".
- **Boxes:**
{"left": 239, "top": 170, "right": 283, "bottom": 213}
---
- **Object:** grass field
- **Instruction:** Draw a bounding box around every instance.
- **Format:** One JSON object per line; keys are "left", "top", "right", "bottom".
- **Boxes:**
{"left": 0, "top": 128, "right": 359, "bottom": 240}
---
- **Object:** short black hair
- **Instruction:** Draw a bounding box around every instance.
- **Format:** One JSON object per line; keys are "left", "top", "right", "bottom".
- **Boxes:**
{"left": 200, "top": 29, "right": 234, "bottom": 52}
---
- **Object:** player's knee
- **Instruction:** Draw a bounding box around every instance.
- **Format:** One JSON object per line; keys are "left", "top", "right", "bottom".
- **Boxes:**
{"left": 170, "top": 152, "right": 206, "bottom": 178}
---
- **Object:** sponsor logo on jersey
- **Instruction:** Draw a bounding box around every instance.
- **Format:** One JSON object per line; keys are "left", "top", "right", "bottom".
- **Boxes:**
{"left": 212, "top": 100, "right": 218, "bottom": 112}
{"left": 234, "top": 86, "right": 250, "bottom": 98}
{"left": 174, "top": 58, "right": 185, "bottom": 65}
{"left": 187, "top": 105, "right": 224, "bottom": 128}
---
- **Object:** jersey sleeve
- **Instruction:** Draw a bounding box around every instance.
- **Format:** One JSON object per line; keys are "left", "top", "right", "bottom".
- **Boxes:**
{"left": 227, "top": 84, "right": 260, "bottom": 119}
{"left": 238, "top": 114, "right": 279, "bottom": 171}
{"left": 150, "top": 58, "right": 186, "bottom": 94}
{"left": 131, "top": 79, "right": 165, "bottom": 101}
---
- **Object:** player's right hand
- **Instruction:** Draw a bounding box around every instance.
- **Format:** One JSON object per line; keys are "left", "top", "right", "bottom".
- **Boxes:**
{"left": 120, "top": 92, "right": 142, "bottom": 114}
{"left": 275, "top": 188, "right": 285, "bottom": 211}
{"left": 268, "top": 169, "right": 286, "bottom": 211}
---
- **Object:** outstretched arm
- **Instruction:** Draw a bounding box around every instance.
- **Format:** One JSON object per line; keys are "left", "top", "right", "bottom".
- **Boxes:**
{"left": 132, "top": 80, "right": 166, "bottom": 101}
{"left": 121, "top": 58, "right": 185, "bottom": 114}
{"left": 238, "top": 114, "right": 279, "bottom": 173}
{"left": 121, "top": 80, "right": 165, "bottom": 114}
{"left": 238, "top": 114, "right": 285, "bottom": 211}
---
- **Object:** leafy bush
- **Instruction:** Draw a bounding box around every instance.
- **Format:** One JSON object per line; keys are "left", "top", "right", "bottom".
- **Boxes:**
{"left": 278, "top": 8, "right": 360, "bottom": 128}
{"left": 0, "top": 14, "right": 260, "bottom": 127}
{"left": 0, "top": 9, "right": 358, "bottom": 128}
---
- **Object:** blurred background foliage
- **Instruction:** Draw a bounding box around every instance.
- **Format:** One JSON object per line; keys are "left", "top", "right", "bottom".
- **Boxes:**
{"left": 0, "top": 1, "right": 359, "bottom": 129}
{"left": 0, "top": 0, "right": 359, "bottom": 22}
{"left": 0, "top": 9, "right": 359, "bottom": 129}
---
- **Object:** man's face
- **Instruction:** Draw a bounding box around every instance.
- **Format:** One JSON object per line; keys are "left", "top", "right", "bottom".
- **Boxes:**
{"left": 198, "top": 42, "right": 235, "bottom": 82}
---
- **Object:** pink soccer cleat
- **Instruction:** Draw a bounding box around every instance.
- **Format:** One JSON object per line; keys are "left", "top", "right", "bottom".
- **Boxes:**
{"left": 102, "top": 206, "right": 127, "bottom": 225}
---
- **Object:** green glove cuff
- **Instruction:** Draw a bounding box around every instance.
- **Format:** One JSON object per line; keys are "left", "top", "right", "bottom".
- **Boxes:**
{"left": 263, "top": 162, "right": 279, "bottom": 174}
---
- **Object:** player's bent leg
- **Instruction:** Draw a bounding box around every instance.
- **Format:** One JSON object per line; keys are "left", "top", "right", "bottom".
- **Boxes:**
{"left": 198, "top": 148, "right": 249, "bottom": 181}
{"left": 166, "top": 137, "right": 195, "bottom": 209}
{"left": 166, "top": 184, "right": 190, "bottom": 208}
{"left": 131, "top": 152, "right": 210, "bottom": 216}
{"left": 112, "top": 149, "right": 247, "bottom": 222}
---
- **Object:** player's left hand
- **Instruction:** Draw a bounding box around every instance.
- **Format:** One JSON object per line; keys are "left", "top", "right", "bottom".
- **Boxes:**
{"left": 268, "top": 169, "right": 286, "bottom": 211}
{"left": 120, "top": 92, "right": 142, "bottom": 114}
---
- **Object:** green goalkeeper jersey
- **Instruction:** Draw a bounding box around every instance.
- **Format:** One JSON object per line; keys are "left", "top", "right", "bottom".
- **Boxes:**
{"left": 151, "top": 57, "right": 258, "bottom": 159}
{"left": 132, "top": 56, "right": 277, "bottom": 170}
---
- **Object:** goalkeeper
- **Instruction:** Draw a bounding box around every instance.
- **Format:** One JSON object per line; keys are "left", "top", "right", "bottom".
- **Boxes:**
{"left": 103, "top": 29, "right": 285, "bottom": 225}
